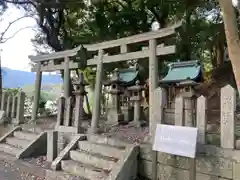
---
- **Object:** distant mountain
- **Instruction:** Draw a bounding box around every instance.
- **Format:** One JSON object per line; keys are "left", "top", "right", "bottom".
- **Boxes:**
{"left": 2, "top": 67, "right": 62, "bottom": 88}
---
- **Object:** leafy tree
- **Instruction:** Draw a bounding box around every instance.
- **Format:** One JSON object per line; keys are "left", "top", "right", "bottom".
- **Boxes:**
{"left": 1, "top": 0, "right": 232, "bottom": 93}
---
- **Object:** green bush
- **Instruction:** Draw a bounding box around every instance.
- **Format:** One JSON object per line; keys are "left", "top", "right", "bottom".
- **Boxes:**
{"left": 3, "top": 88, "right": 21, "bottom": 96}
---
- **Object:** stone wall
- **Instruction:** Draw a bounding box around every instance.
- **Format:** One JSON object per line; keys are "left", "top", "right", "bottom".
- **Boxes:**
{"left": 141, "top": 85, "right": 239, "bottom": 180}
{"left": 139, "top": 144, "right": 240, "bottom": 180}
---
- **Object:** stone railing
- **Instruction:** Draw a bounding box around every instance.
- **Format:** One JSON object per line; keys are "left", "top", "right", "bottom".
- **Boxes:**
{"left": 0, "top": 91, "right": 25, "bottom": 125}
{"left": 55, "top": 94, "right": 85, "bottom": 134}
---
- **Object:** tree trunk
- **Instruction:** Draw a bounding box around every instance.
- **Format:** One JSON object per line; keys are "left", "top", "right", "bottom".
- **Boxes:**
{"left": 0, "top": 55, "right": 2, "bottom": 94}
{"left": 218, "top": 0, "right": 240, "bottom": 92}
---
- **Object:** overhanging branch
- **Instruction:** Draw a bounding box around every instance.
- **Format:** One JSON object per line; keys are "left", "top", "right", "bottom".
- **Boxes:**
{"left": 0, "top": 15, "right": 33, "bottom": 43}
{"left": 0, "top": 26, "right": 35, "bottom": 43}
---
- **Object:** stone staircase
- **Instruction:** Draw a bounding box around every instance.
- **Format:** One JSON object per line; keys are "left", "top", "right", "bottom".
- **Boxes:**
{"left": 0, "top": 126, "right": 47, "bottom": 158}
{"left": 52, "top": 135, "right": 139, "bottom": 180}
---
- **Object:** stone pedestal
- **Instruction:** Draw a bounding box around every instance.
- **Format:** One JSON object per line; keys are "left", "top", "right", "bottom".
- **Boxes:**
{"left": 73, "top": 72, "right": 88, "bottom": 131}
{"left": 47, "top": 131, "right": 78, "bottom": 162}
{"left": 106, "top": 69, "right": 124, "bottom": 125}
{"left": 128, "top": 80, "right": 144, "bottom": 127}
{"left": 121, "top": 106, "right": 134, "bottom": 123}
{"left": 107, "top": 109, "right": 124, "bottom": 125}
{"left": 47, "top": 131, "right": 58, "bottom": 162}
{"left": 184, "top": 96, "right": 195, "bottom": 127}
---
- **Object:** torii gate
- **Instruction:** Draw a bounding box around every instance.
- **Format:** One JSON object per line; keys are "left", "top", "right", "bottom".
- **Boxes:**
{"left": 29, "top": 21, "right": 181, "bottom": 135}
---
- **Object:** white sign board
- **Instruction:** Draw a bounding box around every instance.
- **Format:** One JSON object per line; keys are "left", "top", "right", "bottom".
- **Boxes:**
{"left": 152, "top": 124, "right": 198, "bottom": 158}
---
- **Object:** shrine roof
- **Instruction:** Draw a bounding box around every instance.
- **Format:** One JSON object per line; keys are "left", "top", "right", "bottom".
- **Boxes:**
{"left": 104, "top": 68, "right": 139, "bottom": 86}
{"left": 160, "top": 60, "right": 203, "bottom": 84}
{"left": 119, "top": 68, "right": 138, "bottom": 83}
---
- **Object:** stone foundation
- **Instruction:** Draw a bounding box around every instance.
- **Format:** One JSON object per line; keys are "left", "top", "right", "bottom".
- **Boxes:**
{"left": 47, "top": 131, "right": 78, "bottom": 162}
{"left": 139, "top": 144, "right": 240, "bottom": 180}
{"left": 57, "top": 132, "right": 75, "bottom": 154}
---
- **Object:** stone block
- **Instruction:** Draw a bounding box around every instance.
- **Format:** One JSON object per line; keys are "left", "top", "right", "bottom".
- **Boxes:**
{"left": 233, "top": 162, "right": 240, "bottom": 180}
{"left": 174, "top": 96, "right": 184, "bottom": 126}
{"left": 139, "top": 144, "right": 152, "bottom": 161}
{"left": 157, "top": 152, "right": 190, "bottom": 169}
{"left": 13, "top": 131, "right": 38, "bottom": 141}
{"left": 6, "top": 137, "right": 30, "bottom": 149}
{"left": 107, "top": 109, "right": 124, "bottom": 125}
{"left": 78, "top": 141, "right": 123, "bottom": 159}
{"left": 51, "top": 134, "right": 86, "bottom": 170}
{"left": 70, "top": 150, "right": 116, "bottom": 171}
{"left": 164, "top": 109, "right": 174, "bottom": 125}
{"left": 139, "top": 159, "right": 230, "bottom": 180}
{"left": 157, "top": 163, "right": 189, "bottom": 180}
{"left": 196, "top": 156, "right": 233, "bottom": 179}
{"left": 47, "top": 131, "right": 58, "bottom": 162}
{"left": 61, "top": 160, "right": 107, "bottom": 179}
{"left": 0, "top": 143, "right": 21, "bottom": 156}
{"left": 220, "top": 85, "right": 236, "bottom": 149}
{"left": 106, "top": 145, "right": 139, "bottom": 180}
{"left": 0, "top": 126, "right": 21, "bottom": 143}
{"left": 121, "top": 106, "right": 133, "bottom": 122}
{"left": 139, "top": 144, "right": 234, "bottom": 179}
{"left": 88, "top": 134, "right": 128, "bottom": 148}
{"left": 139, "top": 160, "right": 190, "bottom": 180}
{"left": 139, "top": 160, "right": 152, "bottom": 179}
{"left": 196, "top": 173, "right": 229, "bottom": 180}
{"left": 17, "top": 131, "right": 47, "bottom": 159}
{"left": 0, "top": 110, "right": 5, "bottom": 124}
{"left": 206, "top": 134, "right": 220, "bottom": 146}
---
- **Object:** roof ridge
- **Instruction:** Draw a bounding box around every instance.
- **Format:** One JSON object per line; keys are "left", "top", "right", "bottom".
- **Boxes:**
{"left": 169, "top": 60, "right": 200, "bottom": 69}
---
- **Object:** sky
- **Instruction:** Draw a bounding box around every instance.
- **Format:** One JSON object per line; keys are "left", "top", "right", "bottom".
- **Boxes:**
{"left": 0, "top": 6, "right": 37, "bottom": 72}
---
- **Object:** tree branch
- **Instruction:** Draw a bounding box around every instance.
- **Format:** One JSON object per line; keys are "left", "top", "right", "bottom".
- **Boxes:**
{"left": 0, "top": 15, "right": 32, "bottom": 38}
{"left": 3, "top": 0, "right": 87, "bottom": 8}
{"left": 0, "top": 25, "right": 35, "bottom": 43}
{"left": 0, "top": 15, "right": 35, "bottom": 43}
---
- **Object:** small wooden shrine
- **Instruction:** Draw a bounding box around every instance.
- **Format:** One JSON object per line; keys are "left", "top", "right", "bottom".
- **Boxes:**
{"left": 104, "top": 66, "right": 144, "bottom": 124}
{"left": 159, "top": 60, "right": 203, "bottom": 107}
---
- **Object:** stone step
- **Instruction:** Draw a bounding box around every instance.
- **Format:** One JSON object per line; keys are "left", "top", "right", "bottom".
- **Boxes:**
{"left": 78, "top": 141, "right": 122, "bottom": 159}
{"left": 5, "top": 137, "right": 31, "bottom": 149}
{"left": 21, "top": 125, "right": 43, "bottom": 134}
{"left": 61, "top": 160, "right": 108, "bottom": 180}
{"left": 88, "top": 135, "right": 127, "bottom": 148}
{"left": 45, "top": 169, "right": 88, "bottom": 180}
{"left": 0, "top": 143, "right": 22, "bottom": 156}
{"left": 13, "top": 130, "right": 39, "bottom": 141}
{"left": 70, "top": 150, "right": 116, "bottom": 171}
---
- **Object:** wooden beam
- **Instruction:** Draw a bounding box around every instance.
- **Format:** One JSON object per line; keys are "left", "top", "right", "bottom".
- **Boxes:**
{"left": 85, "top": 22, "right": 181, "bottom": 51}
{"left": 28, "top": 21, "right": 181, "bottom": 62}
{"left": 29, "top": 46, "right": 80, "bottom": 62}
{"left": 31, "top": 62, "right": 82, "bottom": 72}
{"left": 87, "top": 45, "right": 176, "bottom": 65}
{"left": 31, "top": 45, "right": 176, "bottom": 72}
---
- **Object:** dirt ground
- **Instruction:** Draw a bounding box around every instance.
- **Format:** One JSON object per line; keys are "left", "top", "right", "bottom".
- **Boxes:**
{"left": 0, "top": 152, "right": 46, "bottom": 180}
{"left": 21, "top": 116, "right": 150, "bottom": 144}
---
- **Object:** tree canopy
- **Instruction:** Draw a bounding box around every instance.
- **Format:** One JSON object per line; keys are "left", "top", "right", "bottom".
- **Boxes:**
{"left": 0, "top": 0, "right": 228, "bottom": 78}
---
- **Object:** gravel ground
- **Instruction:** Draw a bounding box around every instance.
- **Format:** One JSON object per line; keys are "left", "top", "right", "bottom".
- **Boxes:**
{"left": 101, "top": 123, "right": 149, "bottom": 144}
{"left": 0, "top": 152, "right": 88, "bottom": 180}
{"left": 0, "top": 153, "right": 46, "bottom": 180}
{"left": 23, "top": 156, "right": 51, "bottom": 169}
{"left": 27, "top": 116, "right": 150, "bottom": 144}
